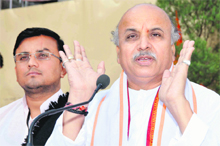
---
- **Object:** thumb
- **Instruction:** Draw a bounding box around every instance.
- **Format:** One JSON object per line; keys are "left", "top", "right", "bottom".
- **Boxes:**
{"left": 97, "top": 61, "right": 105, "bottom": 74}
{"left": 160, "top": 70, "right": 171, "bottom": 92}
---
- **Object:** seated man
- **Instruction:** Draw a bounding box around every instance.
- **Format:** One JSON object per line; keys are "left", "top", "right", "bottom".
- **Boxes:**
{"left": 0, "top": 27, "right": 68, "bottom": 145}
{"left": 47, "top": 3, "right": 220, "bottom": 146}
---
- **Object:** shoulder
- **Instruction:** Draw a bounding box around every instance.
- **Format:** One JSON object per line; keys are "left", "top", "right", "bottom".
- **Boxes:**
{"left": 190, "top": 81, "right": 220, "bottom": 119}
{"left": 190, "top": 81, "right": 219, "bottom": 100}
{"left": 89, "top": 90, "right": 110, "bottom": 108}
{"left": 87, "top": 77, "right": 120, "bottom": 113}
{"left": 0, "top": 98, "right": 23, "bottom": 116}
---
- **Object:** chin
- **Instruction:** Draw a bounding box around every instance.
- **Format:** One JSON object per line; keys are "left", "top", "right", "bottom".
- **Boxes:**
{"left": 134, "top": 68, "right": 156, "bottom": 77}
{"left": 24, "top": 81, "right": 42, "bottom": 89}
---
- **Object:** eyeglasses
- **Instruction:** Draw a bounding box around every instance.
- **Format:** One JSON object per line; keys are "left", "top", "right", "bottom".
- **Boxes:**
{"left": 14, "top": 51, "right": 62, "bottom": 62}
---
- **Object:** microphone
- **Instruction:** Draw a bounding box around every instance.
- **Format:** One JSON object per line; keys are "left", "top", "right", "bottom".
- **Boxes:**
{"left": 26, "top": 74, "right": 110, "bottom": 146}
{"left": 96, "top": 73, "right": 110, "bottom": 89}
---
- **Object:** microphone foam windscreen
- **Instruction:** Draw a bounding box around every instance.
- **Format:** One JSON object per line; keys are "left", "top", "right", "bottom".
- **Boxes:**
{"left": 96, "top": 74, "right": 110, "bottom": 89}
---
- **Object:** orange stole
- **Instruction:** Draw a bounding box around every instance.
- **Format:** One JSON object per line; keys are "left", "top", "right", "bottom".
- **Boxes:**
{"left": 147, "top": 89, "right": 160, "bottom": 146}
{"left": 90, "top": 72, "right": 197, "bottom": 146}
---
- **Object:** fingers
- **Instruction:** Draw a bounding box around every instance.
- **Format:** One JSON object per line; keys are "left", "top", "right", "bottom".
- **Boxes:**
{"left": 81, "top": 45, "right": 87, "bottom": 58}
{"left": 173, "top": 40, "right": 195, "bottom": 80}
{"left": 80, "top": 45, "right": 91, "bottom": 65}
{"left": 178, "top": 40, "right": 195, "bottom": 67}
{"left": 170, "top": 40, "right": 195, "bottom": 80}
{"left": 63, "top": 44, "right": 74, "bottom": 58}
{"left": 59, "top": 41, "right": 104, "bottom": 77}
{"left": 60, "top": 42, "right": 84, "bottom": 69}
{"left": 181, "top": 40, "right": 195, "bottom": 60}
{"left": 59, "top": 49, "right": 70, "bottom": 69}
{"left": 74, "top": 40, "right": 83, "bottom": 61}
{"left": 60, "top": 41, "right": 86, "bottom": 68}
{"left": 184, "top": 40, "right": 195, "bottom": 61}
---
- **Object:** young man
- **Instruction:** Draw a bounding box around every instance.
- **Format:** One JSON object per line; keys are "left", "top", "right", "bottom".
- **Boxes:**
{"left": 47, "top": 4, "right": 220, "bottom": 146}
{"left": 0, "top": 27, "right": 67, "bottom": 145}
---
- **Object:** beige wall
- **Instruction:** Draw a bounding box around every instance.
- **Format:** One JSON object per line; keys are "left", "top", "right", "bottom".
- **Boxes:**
{"left": 0, "top": 0, "right": 156, "bottom": 107}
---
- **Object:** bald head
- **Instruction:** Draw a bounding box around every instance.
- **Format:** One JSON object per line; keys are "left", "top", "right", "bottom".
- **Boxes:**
{"left": 121, "top": 4, "right": 170, "bottom": 24}
{"left": 111, "top": 4, "right": 179, "bottom": 46}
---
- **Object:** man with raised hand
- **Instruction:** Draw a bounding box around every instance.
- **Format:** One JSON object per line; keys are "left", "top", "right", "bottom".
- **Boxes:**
{"left": 48, "top": 4, "right": 220, "bottom": 146}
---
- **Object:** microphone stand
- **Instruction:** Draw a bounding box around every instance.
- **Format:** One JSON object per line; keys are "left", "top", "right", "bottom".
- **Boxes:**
{"left": 26, "top": 83, "right": 103, "bottom": 146}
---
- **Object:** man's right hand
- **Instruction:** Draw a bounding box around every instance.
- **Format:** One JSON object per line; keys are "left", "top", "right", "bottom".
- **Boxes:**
{"left": 59, "top": 40, "right": 105, "bottom": 141}
{"left": 59, "top": 40, "right": 105, "bottom": 104}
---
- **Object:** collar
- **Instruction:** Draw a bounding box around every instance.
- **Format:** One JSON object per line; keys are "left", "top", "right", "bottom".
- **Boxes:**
{"left": 22, "top": 89, "right": 63, "bottom": 118}
{"left": 128, "top": 87, "right": 160, "bottom": 96}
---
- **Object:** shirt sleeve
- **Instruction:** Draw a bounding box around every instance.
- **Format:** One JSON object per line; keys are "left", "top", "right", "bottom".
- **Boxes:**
{"left": 45, "top": 113, "right": 86, "bottom": 146}
{"left": 45, "top": 91, "right": 106, "bottom": 146}
{"left": 169, "top": 112, "right": 220, "bottom": 146}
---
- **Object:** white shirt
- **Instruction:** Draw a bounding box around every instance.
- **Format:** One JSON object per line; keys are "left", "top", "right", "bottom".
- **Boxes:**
{"left": 0, "top": 89, "right": 63, "bottom": 145}
{"left": 126, "top": 87, "right": 159, "bottom": 146}
{"left": 47, "top": 72, "right": 220, "bottom": 146}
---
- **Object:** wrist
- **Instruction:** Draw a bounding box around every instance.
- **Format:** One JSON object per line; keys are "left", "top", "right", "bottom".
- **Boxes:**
{"left": 165, "top": 97, "right": 193, "bottom": 133}
{"left": 65, "top": 102, "right": 88, "bottom": 116}
{"left": 68, "top": 89, "right": 92, "bottom": 105}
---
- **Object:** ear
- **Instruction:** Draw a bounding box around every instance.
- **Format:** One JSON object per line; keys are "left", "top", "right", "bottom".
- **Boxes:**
{"left": 60, "top": 64, "right": 67, "bottom": 78}
{"left": 171, "top": 44, "right": 176, "bottom": 62}
{"left": 116, "top": 46, "right": 120, "bottom": 64}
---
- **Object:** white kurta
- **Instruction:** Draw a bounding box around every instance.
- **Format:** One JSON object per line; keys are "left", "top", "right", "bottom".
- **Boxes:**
{"left": 0, "top": 89, "right": 63, "bottom": 146}
{"left": 47, "top": 73, "right": 220, "bottom": 146}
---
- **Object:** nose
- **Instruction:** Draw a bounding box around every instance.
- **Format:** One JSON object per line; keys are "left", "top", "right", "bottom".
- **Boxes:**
{"left": 28, "top": 54, "right": 39, "bottom": 68}
{"left": 138, "top": 36, "right": 152, "bottom": 51}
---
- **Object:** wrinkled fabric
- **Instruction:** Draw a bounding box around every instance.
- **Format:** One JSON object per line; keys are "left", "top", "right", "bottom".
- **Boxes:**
{"left": 0, "top": 89, "right": 63, "bottom": 146}
{"left": 48, "top": 73, "right": 220, "bottom": 146}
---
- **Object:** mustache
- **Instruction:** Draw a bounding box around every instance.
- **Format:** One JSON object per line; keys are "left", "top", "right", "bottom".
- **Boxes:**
{"left": 133, "top": 51, "right": 157, "bottom": 60}
{"left": 25, "top": 68, "right": 42, "bottom": 75}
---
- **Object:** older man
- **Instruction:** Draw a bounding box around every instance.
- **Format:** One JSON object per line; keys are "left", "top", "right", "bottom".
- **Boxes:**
{"left": 0, "top": 28, "right": 68, "bottom": 145}
{"left": 47, "top": 4, "right": 220, "bottom": 146}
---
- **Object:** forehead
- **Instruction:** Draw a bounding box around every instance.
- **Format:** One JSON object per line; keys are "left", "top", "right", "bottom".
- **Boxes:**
{"left": 118, "top": 5, "right": 171, "bottom": 33}
{"left": 16, "top": 35, "right": 58, "bottom": 53}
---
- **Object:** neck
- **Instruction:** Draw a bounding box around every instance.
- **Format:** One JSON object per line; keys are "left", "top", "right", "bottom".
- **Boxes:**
{"left": 127, "top": 75, "right": 162, "bottom": 90}
{"left": 25, "top": 89, "right": 59, "bottom": 118}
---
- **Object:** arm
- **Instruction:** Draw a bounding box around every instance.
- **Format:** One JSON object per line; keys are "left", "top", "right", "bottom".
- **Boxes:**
{"left": 160, "top": 40, "right": 220, "bottom": 145}
{"left": 59, "top": 40, "right": 105, "bottom": 141}
{"left": 159, "top": 40, "right": 195, "bottom": 133}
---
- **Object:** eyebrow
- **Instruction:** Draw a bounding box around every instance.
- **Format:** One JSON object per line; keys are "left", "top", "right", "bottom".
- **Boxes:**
{"left": 37, "top": 48, "right": 51, "bottom": 52}
{"left": 150, "top": 27, "right": 164, "bottom": 33}
{"left": 124, "top": 28, "right": 138, "bottom": 34}
{"left": 124, "top": 27, "right": 164, "bottom": 34}
{"left": 17, "top": 48, "right": 51, "bottom": 55}
{"left": 18, "top": 51, "right": 29, "bottom": 54}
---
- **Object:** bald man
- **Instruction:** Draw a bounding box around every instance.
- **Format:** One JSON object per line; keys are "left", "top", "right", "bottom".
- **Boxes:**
{"left": 47, "top": 4, "right": 220, "bottom": 146}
